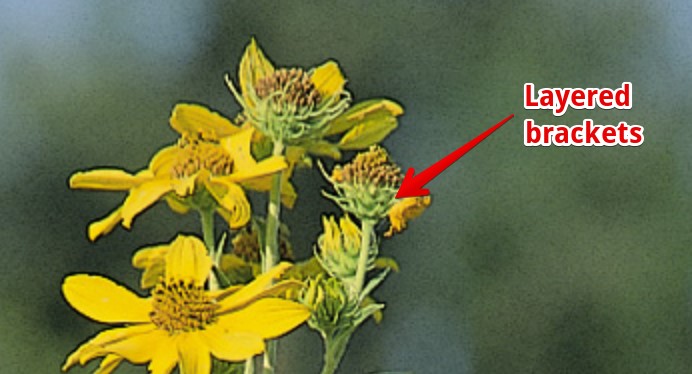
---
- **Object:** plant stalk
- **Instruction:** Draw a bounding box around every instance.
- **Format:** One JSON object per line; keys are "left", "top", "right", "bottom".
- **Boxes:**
{"left": 262, "top": 141, "right": 285, "bottom": 374}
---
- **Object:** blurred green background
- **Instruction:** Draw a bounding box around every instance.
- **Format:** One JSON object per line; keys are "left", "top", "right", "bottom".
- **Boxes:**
{"left": 1, "top": 1, "right": 691, "bottom": 373}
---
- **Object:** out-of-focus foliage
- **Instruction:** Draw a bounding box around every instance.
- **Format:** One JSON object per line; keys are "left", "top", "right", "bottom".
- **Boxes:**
{"left": 1, "top": 1, "right": 690, "bottom": 373}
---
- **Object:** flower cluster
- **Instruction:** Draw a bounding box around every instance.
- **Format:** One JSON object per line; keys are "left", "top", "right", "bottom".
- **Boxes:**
{"left": 63, "top": 38, "right": 430, "bottom": 374}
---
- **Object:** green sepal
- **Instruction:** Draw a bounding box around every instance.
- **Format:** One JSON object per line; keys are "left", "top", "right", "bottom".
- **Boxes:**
{"left": 212, "top": 265, "right": 233, "bottom": 289}
{"left": 359, "top": 268, "right": 390, "bottom": 303}
{"left": 211, "top": 359, "right": 245, "bottom": 374}
{"left": 373, "top": 256, "right": 400, "bottom": 272}
{"left": 219, "top": 254, "right": 255, "bottom": 285}
{"left": 361, "top": 296, "right": 384, "bottom": 324}
{"left": 305, "top": 140, "right": 342, "bottom": 159}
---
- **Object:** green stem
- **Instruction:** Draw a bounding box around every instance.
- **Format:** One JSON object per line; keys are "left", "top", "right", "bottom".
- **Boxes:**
{"left": 244, "top": 357, "right": 255, "bottom": 374}
{"left": 262, "top": 141, "right": 285, "bottom": 374}
{"left": 320, "top": 330, "right": 353, "bottom": 374}
{"left": 199, "top": 208, "right": 219, "bottom": 291}
{"left": 353, "top": 219, "right": 375, "bottom": 297}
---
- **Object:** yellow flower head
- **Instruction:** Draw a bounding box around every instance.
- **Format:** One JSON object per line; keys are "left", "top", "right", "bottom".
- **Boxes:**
{"left": 384, "top": 196, "right": 432, "bottom": 237}
{"left": 226, "top": 38, "right": 351, "bottom": 146}
{"left": 62, "top": 235, "right": 308, "bottom": 374}
{"left": 69, "top": 111, "right": 287, "bottom": 241}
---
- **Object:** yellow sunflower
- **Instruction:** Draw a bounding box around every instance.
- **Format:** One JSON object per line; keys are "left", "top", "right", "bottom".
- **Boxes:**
{"left": 225, "top": 38, "right": 405, "bottom": 160}
{"left": 69, "top": 122, "right": 286, "bottom": 241}
{"left": 62, "top": 235, "right": 308, "bottom": 374}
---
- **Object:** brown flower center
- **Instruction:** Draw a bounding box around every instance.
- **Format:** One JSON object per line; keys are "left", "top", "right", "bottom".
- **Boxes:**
{"left": 231, "top": 224, "right": 294, "bottom": 263}
{"left": 255, "top": 68, "right": 322, "bottom": 108}
{"left": 333, "top": 145, "right": 402, "bottom": 187}
{"left": 150, "top": 279, "right": 218, "bottom": 333}
{"left": 171, "top": 138, "right": 234, "bottom": 179}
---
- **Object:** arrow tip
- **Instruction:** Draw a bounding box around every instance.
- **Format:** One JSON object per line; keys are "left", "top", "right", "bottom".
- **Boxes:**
{"left": 395, "top": 168, "right": 430, "bottom": 199}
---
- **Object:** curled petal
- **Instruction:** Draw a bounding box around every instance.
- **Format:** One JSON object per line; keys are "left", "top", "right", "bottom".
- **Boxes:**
{"left": 206, "top": 179, "right": 251, "bottom": 229}
{"left": 238, "top": 38, "right": 275, "bottom": 107}
{"left": 170, "top": 103, "right": 241, "bottom": 140}
{"left": 87, "top": 207, "right": 123, "bottom": 242}
{"left": 62, "top": 324, "right": 160, "bottom": 371}
{"left": 94, "top": 354, "right": 123, "bottom": 374}
{"left": 385, "top": 196, "right": 431, "bottom": 237}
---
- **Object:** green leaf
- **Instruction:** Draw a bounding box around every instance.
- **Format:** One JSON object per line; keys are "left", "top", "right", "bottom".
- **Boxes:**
{"left": 338, "top": 113, "right": 398, "bottom": 150}
{"left": 326, "top": 99, "right": 403, "bottom": 136}
{"left": 305, "top": 140, "right": 342, "bottom": 159}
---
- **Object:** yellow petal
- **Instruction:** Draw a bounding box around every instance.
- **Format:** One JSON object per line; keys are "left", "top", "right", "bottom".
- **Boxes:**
{"left": 121, "top": 179, "right": 174, "bottom": 229}
{"left": 62, "top": 324, "right": 160, "bottom": 370}
{"left": 201, "top": 327, "right": 264, "bottom": 362}
{"left": 148, "top": 336, "right": 178, "bottom": 374}
{"left": 62, "top": 275, "right": 151, "bottom": 323}
{"left": 170, "top": 103, "right": 241, "bottom": 140}
{"left": 384, "top": 196, "right": 431, "bottom": 237}
{"left": 177, "top": 333, "right": 211, "bottom": 374}
{"left": 94, "top": 354, "right": 123, "bottom": 374}
{"left": 69, "top": 169, "right": 150, "bottom": 191}
{"left": 101, "top": 327, "right": 167, "bottom": 365}
{"left": 217, "top": 157, "right": 287, "bottom": 184}
{"left": 172, "top": 174, "right": 197, "bottom": 197}
{"left": 219, "top": 129, "right": 288, "bottom": 180}
{"left": 217, "top": 298, "right": 309, "bottom": 339}
{"left": 219, "top": 127, "right": 256, "bottom": 171}
{"left": 87, "top": 207, "right": 123, "bottom": 242}
{"left": 206, "top": 179, "right": 251, "bottom": 229}
{"left": 311, "top": 60, "right": 346, "bottom": 98}
{"left": 148, "top": 146, "right": 179, "bottom": 177}
{"left": 326, "top": 99, "right": 404, "bottom": 136}
{"left": 239, "top": 38, "right": 275, "bottom": 101}
{"left": 216, "top": 263, "right": 292, "bottom": 311}
{"left": 132, "top": 244, "right": 169, "bottom": 289}
{"left": 132, "top": 244, "right": 169, "bottom": 268}
{"left": 164, "top": 235, "right": 211, "bottom": 285}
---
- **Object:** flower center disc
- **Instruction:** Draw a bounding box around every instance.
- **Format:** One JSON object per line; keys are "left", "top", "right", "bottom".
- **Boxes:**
{"left": 255, "top": 68, "right": 322, "bottom": 108}
{"left": 150, "top": 279, "right": 218, "bottom": 333}
{"left": 171, "top": 138, "right": 234, "bottom": 179}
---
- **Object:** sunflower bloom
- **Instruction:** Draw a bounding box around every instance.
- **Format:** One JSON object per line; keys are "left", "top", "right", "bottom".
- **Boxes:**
{"left": 226, "top": 38, "right": 350, "bottom": 146}
{"left": 69, "top": 123, "right": 286, "bottom": 241}
{"left": 62, "top": 235, "right": 309, "bottom": 373}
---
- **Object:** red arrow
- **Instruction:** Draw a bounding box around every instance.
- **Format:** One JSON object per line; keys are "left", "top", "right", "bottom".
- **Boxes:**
{"left": 396, "top": 114, "right": 515, "bottom": 198}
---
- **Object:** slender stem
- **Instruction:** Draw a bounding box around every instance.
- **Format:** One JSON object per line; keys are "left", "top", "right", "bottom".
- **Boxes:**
{"left": 353, "top": 219, "right": 375, "bottom": 297}
{"left": 244, "top": 357, "right": 255, "bottom": 374}
{"left": 199, "top": 208, "right": 219, "bottom": 291}
{"left": 320, "top": 330, "right": 353, "bottom": 374}
{"left": 262, "top": 141, "right": 285, "bottom": 374}
{"left": 262, "top": 141, "right": 285, "bottom": 273}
